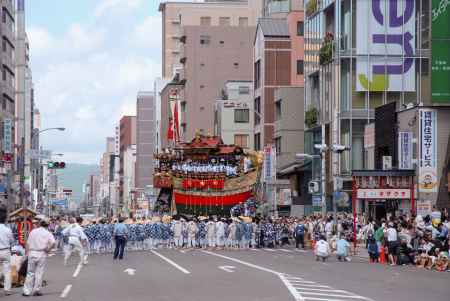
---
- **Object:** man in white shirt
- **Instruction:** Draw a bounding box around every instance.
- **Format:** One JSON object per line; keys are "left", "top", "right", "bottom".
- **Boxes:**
{"left": 385, "top": 222, "right": 398, "bottom": 266}
{"left": 315, "top": 235, "right": 331, "bottom": 262}
{"left": 0, "top": 205, "right": 14, "bottom": 295}
{"left": 62, "top": 217, "right": 88, "bottom": 266}
{"left": 23, "top": 219, "right": 56, "bottom": 297}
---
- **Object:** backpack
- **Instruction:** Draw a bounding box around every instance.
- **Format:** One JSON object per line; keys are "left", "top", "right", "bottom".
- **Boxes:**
{"left": 296, "top": 224, "right": 305, "bottom": 236}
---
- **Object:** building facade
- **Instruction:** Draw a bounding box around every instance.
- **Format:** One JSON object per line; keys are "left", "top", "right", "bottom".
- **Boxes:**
{"left": 253, "top": 18, "right": 292, "bottom": 151}
{"left": 159, "top": 0, "right": 262, "bottom": 79}
{"left": 136, "top": 92, "right": 155, "bottom": 189}
{"left": 214, "top": 80, "right": 254, "bottom": 149}
{"left": 303, "top": 0, "right": 449, "bottom": 213}
{"left": 119, "top": 116, "right": 136, "bottom": 210}
{"left": 0, "top": 0, "right": 16, "bottom": 210}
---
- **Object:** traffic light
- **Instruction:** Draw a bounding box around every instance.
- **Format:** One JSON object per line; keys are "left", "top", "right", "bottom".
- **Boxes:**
{"left": 47, "top": 161, "right": 66, "bottom": 169}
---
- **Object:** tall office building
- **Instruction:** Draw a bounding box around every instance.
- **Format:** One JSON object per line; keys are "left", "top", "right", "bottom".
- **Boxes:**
{"left": 135, "top": 92, "right": 155, "bottom": 189}
{"left": 119, "top": 116, "right": 136, "bottom": 209}
{"left": 159, "top": 0, "right": 262, "bottom": 79}
{"left": 0, "top": 0, "right": 16, "bottom": 210}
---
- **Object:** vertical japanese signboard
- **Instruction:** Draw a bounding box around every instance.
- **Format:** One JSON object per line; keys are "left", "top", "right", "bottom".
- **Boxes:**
{"left": 356, "top": 0, "right": 415, "bottom": 91}
{"left": 419, "top": 109, "right": 437, "bottom": 193}
{"left": 263, "top": 145, "right": 276, "bottom": 182}
{"left": 398, "top": 132, "right": 413, "bottom": 169}
{"left": 3, "top": 118, "right": 12, "bottom": 154}
{"left": 432, "top": 0, "right": 450, "bottom": 102}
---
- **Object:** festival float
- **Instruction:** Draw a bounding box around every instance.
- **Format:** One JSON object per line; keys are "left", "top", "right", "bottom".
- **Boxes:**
{"left": 153, "top": 133, "right": 263, "bottom": 215}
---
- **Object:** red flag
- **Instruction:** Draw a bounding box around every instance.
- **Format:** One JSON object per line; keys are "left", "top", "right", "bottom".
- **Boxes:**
{"left": 167, "top": 117, "right": 174, "bottom": 140}
{"left": 173, "top": 101, "right": 180, "bottom": 142}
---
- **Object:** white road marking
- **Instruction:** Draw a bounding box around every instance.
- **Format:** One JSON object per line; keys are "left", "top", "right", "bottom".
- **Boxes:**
{"left": 279, "top": 249, "right": 293, "bottom": 253}
{"left": 218, "top": 265, "right": 236, "bottom": 273}
{"left": 279, "top": 274, "right": 305, "bottom": 301}
{"left": 250, "top": 248, "right": 260, "bottom": 251}
{"left": 151, "top": 250, "right": 191, "bottom": 274}
{"left": 295, "top": 249, "right": 308, "bottom": 253}
{"left": 264, "top": 248, "right": 277, "bottom": 252}
{"left": 60, "top": 284, "right": 72, "bottom": 298}
{"left": 124, "top": 268, "right": 136, "bottom": 276}
{"left": 202, "top": 251, "right": 280, "bottom": 274}
{"left": 179, "top": 249, "right": 186, "bottom": 253}
{"left": 202, "top": 251, "right": 373, "bottom": 301}
{"left": 72, "top": 263, "right": 82, "bottom": 278}
{"left": 299, "top": 292, "right": 368, "bottom": 299}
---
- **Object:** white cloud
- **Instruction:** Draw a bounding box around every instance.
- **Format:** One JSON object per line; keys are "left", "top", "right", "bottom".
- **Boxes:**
{"left": 131, "top": 15, "right": 162, "bottom": 49}
{"left": 27, "top": 26, "right": 55, "bottom": 56}
{"left": 94, "top": 0, "right": 145, "bottom": 18}
{"left": 29, "top": 2, "right": 161, "bottom": 164}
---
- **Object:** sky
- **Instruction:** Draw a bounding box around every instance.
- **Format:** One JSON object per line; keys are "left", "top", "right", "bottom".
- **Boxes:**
{"left": 26, "top": 0, "right": 167, "bottom": 164}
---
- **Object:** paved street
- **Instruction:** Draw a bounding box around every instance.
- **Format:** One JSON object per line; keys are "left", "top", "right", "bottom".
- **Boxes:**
{"left": 4, "top": 247, "right": 449, "bottom": 301}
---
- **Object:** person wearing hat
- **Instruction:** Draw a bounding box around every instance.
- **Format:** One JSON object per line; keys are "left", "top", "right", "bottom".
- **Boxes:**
{"left": 0, "top": 205, "right": 13, "bottom": 296}
{"left": 22, "top": 219, "right": 55, "bottom": 297}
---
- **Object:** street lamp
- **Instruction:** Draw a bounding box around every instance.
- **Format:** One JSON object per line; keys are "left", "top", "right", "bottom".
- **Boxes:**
{"left": 21, "top": 127, "right": 66, "bottom": 211}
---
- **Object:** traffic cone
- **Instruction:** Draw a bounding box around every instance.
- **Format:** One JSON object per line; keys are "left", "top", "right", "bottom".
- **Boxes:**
{"left": 379, "top": 246, "right": 385, "bottom": 264}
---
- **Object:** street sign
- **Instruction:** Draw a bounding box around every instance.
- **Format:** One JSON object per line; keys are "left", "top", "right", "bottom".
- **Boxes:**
{"left": 312, "top": 195, "right": 322, "bottom": 206}
{"left": 28, "top": 149, "right": 52, "bottom": 160}
{"left": 50, "top": 199, "right": 68, "bottom": 206}
{"left": 357, "top": 189, "right": 410, "bottom": 199}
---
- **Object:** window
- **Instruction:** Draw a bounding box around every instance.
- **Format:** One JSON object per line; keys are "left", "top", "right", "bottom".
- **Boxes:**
{"left": 275, "top": 100, "right": 282, "bottom": 121}
{"left": 239, "top": 17, "right": 248, "bottom": 27}
{"left": 238, "top": 86, "right": 250, "bottom": 95}
{"left": 2, "top": 68, "right": 5, "bottom": 81}
{"left": 181, "top": 123, "right": 187, "bottom": 134}
{"left": 200, "top": 17, "right": 211, "bottom": 26}
{"left": 234, "top": 134, "right": 248, "bottom": 148}
{"left": 2, "top": 39, "right": 6, "bottom": 52}
{"left": 297, "top": 21, "right": 304, "bottom": 36}
{"left": 219, "top": 17, "right": 230, "bottom": 26}
{"left": 2, "top": 97, "right": 6, "bottom": 111}
{"left": 181, "top": 101, "right": 186, "bottom": 113}
{"left": 274, "top": 137, "right": 281, "bottom": 155}
{"left": 254, "top": 97, "right": 261, "bottom": 125}
{"left": 254, "top": 133, "right": 261, "bottom": 151}
{"left": 234, "top": 109, "right": 249, "bottom": 123}
{"left": 200, "top": 35, "right": 210, "bottom": 45}
{"left": 297, "top": 60, "right": 304, "bottom": 75}
{"left": 254, "top": 60, "right": 261, "bottom": 89}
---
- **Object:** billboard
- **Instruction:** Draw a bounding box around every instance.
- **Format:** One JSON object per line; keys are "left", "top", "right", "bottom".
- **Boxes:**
{"left": 398, "top": 132, "right": 413, "bottom": 169}
{"left": 356, "top": 0, "right": 415, "bottom": 91}
{"left": 3, "top": 118, "right": 12, "bottom": 154}
{"left": 431, "top": 0, "right": 450, "bottom": 103}
{"left": 419, "top": 109, "right": 438, "bottom": 193}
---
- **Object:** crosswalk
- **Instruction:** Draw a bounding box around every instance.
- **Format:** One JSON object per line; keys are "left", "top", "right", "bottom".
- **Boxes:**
{"left": 279, "top": 274, "right": 373, "bottom": 301}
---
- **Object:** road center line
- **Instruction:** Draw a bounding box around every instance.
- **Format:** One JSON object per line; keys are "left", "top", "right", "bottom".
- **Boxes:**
{"left": 60, "top": 284, "right": 72, "bottom": 298}
{"left": 73, "top": 263, "right": 82, "bottom": 278}
{"left": 151, "top": 250, "right": 191, "bottom": 274}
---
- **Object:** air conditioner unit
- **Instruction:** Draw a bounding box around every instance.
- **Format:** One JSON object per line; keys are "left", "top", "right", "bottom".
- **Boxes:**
{"left": 308, "top": 181, "right": 320, "bottom": 194}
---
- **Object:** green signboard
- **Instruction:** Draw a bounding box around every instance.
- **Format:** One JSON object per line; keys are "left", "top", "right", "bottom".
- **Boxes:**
{"left": 432, "top": 0, "right": 450, "bottom": 103}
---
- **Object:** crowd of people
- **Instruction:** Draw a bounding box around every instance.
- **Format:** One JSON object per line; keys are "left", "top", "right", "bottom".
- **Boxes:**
{"left": 1, "top": 206, "right": 449, "bottom": 297}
